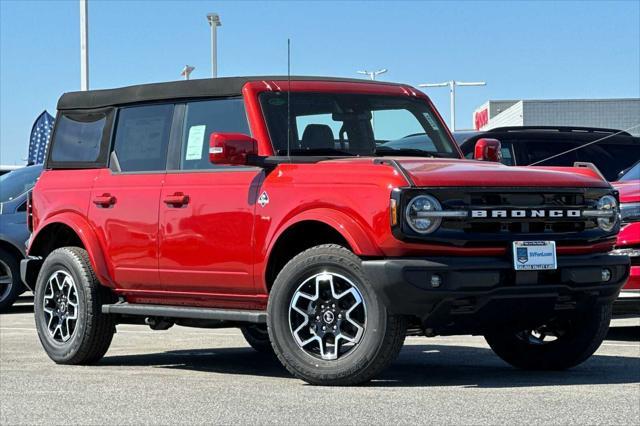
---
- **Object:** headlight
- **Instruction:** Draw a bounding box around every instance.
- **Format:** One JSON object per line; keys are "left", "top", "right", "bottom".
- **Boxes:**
{"left": 405, "top": 195, "right": 442, "bottom": 234}
{"left": 596, "top": 195, "right": 618, "bottom": 232}
{"left": 620, "top": 202, "right": 640, "bottom": 223}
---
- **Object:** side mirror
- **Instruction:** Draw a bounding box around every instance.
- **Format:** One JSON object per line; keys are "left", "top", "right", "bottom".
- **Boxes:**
{"left": 209, "top": 133, "right": 257, "bottom": 166}
{"left": 474, "top": 138, "right": 503, "bottom": 162}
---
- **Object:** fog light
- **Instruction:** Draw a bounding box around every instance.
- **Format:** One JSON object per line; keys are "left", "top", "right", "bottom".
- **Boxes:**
{"left": 601, "top": 268, "right": 611, "bottom": 282}
{"left": 430, "top": 274, "right": 442, "bottom": 288}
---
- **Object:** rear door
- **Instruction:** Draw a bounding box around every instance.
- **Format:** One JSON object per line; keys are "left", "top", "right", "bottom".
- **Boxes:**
{"left": 158, "top": 98, "right": 262, "bottom": 299}
{"left": 89, "top": 104, "right": 174, "bottom": 291}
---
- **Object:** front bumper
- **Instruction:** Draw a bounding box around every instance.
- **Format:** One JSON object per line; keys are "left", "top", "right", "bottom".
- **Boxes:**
{"left": 362, "top": 253, "right": 630, "bottom": 335}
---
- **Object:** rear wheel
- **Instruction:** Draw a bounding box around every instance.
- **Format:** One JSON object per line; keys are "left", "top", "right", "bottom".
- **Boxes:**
{"left": 34, "top": 247, "right": 115, "bottom": 364}
{"left": 485, "top": 304, "right": 612, "bottom": 370}
{"left": 240, "top": 324, "right": 274, "bottom": 355}
{"left": 0, "top": 247, "right": 23, "bottom": 312}
{"left": 268, "top": 244, "right": 406, "bottom": 385}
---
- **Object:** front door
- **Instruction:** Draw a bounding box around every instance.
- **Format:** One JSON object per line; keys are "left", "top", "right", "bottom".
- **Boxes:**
{"left": 89, "top": 103, "right": 174, "bottom": 292}
{"left": 158, "top": 98, "right": 262, "bottom": 300}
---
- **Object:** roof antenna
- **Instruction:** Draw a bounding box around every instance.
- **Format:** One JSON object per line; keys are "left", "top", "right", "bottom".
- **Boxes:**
{"left": 286, "top": 38, "right": 292, "bottom": 160}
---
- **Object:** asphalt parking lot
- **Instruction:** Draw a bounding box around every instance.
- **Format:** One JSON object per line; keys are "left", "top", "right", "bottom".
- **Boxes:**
{"left": 1, "top": 296, "right": 639, "bottom": 425}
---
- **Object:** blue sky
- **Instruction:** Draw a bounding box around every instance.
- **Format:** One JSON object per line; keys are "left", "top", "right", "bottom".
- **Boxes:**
{"left": 1, "top": 0, "right": 639, "bottom": 164}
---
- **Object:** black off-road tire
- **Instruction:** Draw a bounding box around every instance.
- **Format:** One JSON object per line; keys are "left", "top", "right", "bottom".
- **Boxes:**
{"left": 267, "top": 244, "right": 407, "bottom": 386}
{"left": 34, "top": 247, "right": 116, "bottom": 364}
{"left": 0, "top": 247, "right": 24, "bottom": 313}
{"left": 485, "top": 303, "right": 612, "bottom": 370}
{"left": 241, "top": 324, "right": 274, "bottom": 355}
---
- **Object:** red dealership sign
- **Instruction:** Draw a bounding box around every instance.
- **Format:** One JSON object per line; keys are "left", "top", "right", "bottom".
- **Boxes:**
{"left": 474, "top": 108, "right": 489, "bottom": 130}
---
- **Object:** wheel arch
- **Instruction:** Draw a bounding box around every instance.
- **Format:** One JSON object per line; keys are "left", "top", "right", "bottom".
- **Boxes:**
{"left": 28, "top": 212, "right": 113, "bottom": 288}
{"left": 263, "top": 209, "right": 382, "bottom": 293}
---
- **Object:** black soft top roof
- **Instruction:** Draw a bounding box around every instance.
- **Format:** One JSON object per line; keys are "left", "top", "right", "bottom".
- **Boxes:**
{"left": 57, "top": 76, "right": 402, "bottom": 110}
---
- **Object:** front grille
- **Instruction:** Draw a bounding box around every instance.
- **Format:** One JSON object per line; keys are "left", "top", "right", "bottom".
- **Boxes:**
{"left": 438, "top": 189, "right": 599, "bottom": 236}
{"left": 395, "top": 187, "right": 616, "bottom": 246}
{"left": 442, "top": 219, "right": 590, "bottom": 234}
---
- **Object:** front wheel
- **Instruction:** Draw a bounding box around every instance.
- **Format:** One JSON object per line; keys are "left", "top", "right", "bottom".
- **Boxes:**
{"left": 267, "top": 244, "right": 406, "bottom": 386}
{"left": 484, "top": 303, "right": 612, "bottom": 370}
{"left": 0, "top": 248, "right": 24, "bottom": 312}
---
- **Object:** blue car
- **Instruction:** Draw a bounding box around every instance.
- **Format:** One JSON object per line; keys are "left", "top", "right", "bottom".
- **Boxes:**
{"left": 0, "top": 165, "right": 42, "bottom": 311}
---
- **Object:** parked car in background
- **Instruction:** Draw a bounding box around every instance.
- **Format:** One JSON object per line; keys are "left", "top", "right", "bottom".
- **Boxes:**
{"left": 458, "top": 126, "right": 640, "bottom": 180}
{"left": 0, "top": 164, "right": 42, "bottom": 311}
{"left": 0, "top": 165, "right": 24, "bottom": 176}
{"left": 612, "top": 160, "right": 640, "bottom": 315}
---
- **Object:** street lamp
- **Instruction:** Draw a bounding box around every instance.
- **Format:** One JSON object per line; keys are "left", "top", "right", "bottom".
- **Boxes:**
{"left": 419, "top": 80, "right": 486, "bottom": 131}
{"left": 79, "top": 0, "right": 89, "bottom": 90}
{"left": 181, "top": 65, "right": 195, "bottom": 80}
{"left": 206, "top": 13, "right": 222, "bottom": 78}
{"left": 357, "top": 69, "right": 387, "bottom": 80}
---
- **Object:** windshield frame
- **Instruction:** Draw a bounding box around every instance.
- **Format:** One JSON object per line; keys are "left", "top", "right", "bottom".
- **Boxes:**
{"left": 256, "top": 86, "right": 461, "bottom": 159}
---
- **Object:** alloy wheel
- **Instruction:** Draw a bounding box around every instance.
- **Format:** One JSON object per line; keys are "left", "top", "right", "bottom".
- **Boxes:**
{"left": 288, "top": 272, "right": 366, "bottom": 360}
{"left": 0, "top": 259, "right": 13, "bottom": 301}
{"left": 42, "top": 270, "right": 79, "bottom": 343}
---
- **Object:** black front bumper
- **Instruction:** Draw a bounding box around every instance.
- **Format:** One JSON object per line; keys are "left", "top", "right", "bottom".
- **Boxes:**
{"left": 362, "top": 253, "right": 630, "bottom": 335}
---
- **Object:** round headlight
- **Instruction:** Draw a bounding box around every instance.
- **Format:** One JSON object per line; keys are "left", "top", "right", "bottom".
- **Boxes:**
{"left": 405, "top": 195, "right": 442, "bottom": 234}
{"left": 596, "top": 195, "right": 618, "bottom": 232}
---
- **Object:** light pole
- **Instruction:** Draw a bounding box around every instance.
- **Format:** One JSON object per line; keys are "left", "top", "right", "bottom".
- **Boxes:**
{"left": 207, "top": 13, "right": 221, "bottom": 78}
{"left": 419, "top": 80, "right": 486, "bottom": 131}
{"left": 357, "top": 69, "right": 387, "bottom": 80}
{"left": 181, "top": 65, "right": 195, "bottom": 80}
{"left": 79, "top": 0, "right": 89, "bottom": 90}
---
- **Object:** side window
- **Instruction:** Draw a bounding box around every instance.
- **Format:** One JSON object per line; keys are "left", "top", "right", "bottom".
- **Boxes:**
{"left": 113, "top": 104, "right": 174, "bottom": 172}
{"left": 50, "top": 113, "right": 106, "bottom": 163}
{"left": 181, "top": 98, "right": 250, "bottom": 170}
{"left": 17, "top": 201, "right": 27, "bottom": 212}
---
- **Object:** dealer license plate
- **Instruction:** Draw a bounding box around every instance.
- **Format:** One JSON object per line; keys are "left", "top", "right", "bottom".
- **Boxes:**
{"left": 512, "top": 241, "right": 557, "bottom": 271}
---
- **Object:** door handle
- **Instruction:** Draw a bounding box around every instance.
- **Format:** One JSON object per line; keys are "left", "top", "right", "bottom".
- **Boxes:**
{"left": 163, "top": 193, "right": 190, "bottom": 207}
{"left": 93, "top": 194, "right": 116, "bottom": 207}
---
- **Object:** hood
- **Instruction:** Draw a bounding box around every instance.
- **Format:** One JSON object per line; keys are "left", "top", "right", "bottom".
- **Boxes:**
{"left": 392, "top": 158, "right": 611, "bottom": 188}
{"left": 612, "top": 180, "right": 640, "bottom": 203}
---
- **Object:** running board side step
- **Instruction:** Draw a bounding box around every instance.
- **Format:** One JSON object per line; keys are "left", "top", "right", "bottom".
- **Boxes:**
{"left": 101, "top": 303, "right": 266, "bottom": 324}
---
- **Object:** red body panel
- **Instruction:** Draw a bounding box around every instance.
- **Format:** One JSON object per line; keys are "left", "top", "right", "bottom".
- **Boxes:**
{"left": 397, "top": 159, "right": 610, "bottom": 188}
{"left": 29, "top": 79, "right": 619, "bottom": 309}
{"left": 613, "top": 179, "right": 640, "bottom": 291}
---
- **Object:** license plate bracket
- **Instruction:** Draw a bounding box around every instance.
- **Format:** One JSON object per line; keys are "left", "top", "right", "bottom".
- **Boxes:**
{"left": 512, "top": 241, "right": 557, "bottom": 271}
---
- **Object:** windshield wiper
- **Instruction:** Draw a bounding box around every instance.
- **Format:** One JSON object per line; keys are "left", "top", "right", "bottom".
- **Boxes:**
{"left": 374, "top": 147, "right": 449, "bottom": 158}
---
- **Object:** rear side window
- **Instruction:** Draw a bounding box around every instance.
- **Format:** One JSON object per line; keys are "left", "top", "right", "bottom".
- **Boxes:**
{"left": 49, "top": 112, "right": 107, "bottom": 164}
{"left": 113, "top": 104, "right": 174, "bottom": 172}
{"left": 180, "top": 98, "right": 250, "bottom": 170}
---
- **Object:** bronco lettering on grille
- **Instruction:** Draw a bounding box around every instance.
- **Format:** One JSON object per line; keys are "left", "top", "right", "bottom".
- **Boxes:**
{"left": 470, "top": 209, "right": 582, "bottom": 218}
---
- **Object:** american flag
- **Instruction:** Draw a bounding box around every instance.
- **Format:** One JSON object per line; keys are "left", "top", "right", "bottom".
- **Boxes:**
{"left": 28, "top": 110, "right": 55, "bottom": 165}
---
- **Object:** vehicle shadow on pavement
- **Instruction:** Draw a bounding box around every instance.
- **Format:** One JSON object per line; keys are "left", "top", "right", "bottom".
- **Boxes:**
{"left": 100, "top": 348, "right": 292, "bottom": 379}
{"left": 370, "top": 343, "right": 640, "bottom": 388}
{"left": 98, "top": 342, "right": 640, "bottom": 388}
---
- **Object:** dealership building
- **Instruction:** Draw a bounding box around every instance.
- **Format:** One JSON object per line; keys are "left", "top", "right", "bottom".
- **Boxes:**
{"left": 472, "top": 98, "right": 640, "bottom": 136}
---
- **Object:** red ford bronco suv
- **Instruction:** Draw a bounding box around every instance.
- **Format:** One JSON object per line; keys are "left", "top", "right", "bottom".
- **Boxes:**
{"left": 22, "top": 77, "right": 629, "bottom": 385}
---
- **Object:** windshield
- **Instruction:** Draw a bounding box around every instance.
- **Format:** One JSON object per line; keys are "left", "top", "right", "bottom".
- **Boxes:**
{"left": 619, "top": 161, "right": 640, "bottom": 182}
{"left": 260, "top": 92, "right": 459, "bottom": 158}
{"left": 0, "top": 165, "right": 42, "bottom": 203}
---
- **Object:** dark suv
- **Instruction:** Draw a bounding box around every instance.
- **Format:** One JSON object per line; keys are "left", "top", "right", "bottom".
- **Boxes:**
{"left": 458, "top": 126, "right": 640, "bottom": 180}
{"left": 22, "top": 77, "right": 629, "bottom": 385}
